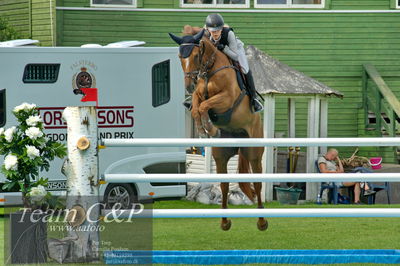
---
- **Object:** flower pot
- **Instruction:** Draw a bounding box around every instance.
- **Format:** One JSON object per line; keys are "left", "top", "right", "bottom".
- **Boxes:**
{"left": 9, "top": 210, "right": 48, "bottom": 264}
{"left": 275, "top": 187, "right": 303, "bottom": 205}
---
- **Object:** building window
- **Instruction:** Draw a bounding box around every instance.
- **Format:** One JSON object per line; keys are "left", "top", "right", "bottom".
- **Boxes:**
{"left": 397, "top": 0, "right": 400, "bottom": 8}
{"left": 152, "top": 60, "right": 170, "bottom": 107}
{"left": 255, "top": 0, "right": 324, "bottom": 8}
{"left": 0, "top": 89, "right": 5, "bottom": 127}
{"left": 91, "top": 0, "right": 137, "bottom": 7}
{"left": 181, "top": 0, "right": 250, "bottom": 8}
{"left": 22, "top": 64, "right": 60, "bottom": 83}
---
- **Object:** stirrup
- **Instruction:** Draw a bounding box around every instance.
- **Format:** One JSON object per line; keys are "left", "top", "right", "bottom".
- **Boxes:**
{"left": 183, "top": 96, "right": 192, "bottom": 111}
{"left": 253, "top": 99, "right": 264, "bottom": 113}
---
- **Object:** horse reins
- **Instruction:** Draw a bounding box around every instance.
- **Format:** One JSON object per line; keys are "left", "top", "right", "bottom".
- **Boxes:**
{"left": 192, "top": 40, "right": 238, "bottom": 100}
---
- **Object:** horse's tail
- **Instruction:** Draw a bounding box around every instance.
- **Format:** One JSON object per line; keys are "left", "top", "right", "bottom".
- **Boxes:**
{"left": 238, "top": 150, "right": 255, "bottom": 201}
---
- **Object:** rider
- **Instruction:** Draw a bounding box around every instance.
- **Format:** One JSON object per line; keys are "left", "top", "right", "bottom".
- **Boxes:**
{"left": 205, "top": 13, "right": 263, "bottom": 113}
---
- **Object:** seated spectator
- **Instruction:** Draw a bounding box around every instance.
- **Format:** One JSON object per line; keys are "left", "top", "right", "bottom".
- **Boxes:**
{"left": 318, "top": 148, "right": 376, "bottom": 204}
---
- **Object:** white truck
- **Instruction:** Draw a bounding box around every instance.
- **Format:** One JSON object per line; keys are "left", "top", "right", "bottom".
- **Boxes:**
{"left": 0, "top": 40, "right": 188, "bottom": 208}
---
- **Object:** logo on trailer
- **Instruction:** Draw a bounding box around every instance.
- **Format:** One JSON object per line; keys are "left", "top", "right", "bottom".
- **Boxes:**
{"left": 72, "top": 67, "right": 96, "bottom": 94}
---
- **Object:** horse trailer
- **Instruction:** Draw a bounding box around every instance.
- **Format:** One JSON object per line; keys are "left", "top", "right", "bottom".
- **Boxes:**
{"left": 0, "top": 41, "right": 189, "bottom": 207}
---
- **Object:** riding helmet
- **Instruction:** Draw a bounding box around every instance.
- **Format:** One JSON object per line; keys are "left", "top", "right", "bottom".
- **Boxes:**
{"left": 205, "top": 13, "right": 224, "bottom": 32}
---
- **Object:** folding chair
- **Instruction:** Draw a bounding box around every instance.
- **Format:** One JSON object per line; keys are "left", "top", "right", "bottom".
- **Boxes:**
{"left": 368, "top": 182, "right": 391, "bottom": 204}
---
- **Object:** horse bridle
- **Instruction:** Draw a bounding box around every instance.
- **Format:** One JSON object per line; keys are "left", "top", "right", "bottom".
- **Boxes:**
{"left": 182, "top": 40, "right": 236, "bottom": 98}
{"left": 182, "top": 41, "right": 217, "bottom": 84}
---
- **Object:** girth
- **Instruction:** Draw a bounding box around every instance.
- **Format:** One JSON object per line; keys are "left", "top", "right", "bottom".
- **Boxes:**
{"left": 208, "top": 89, "right": 247, "bottom": 126}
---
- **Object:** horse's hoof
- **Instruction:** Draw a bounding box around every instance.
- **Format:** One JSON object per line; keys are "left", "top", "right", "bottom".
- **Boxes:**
{"left": 257, "top": 219, "right": 268, "bottom": 231}
{"left": 220, "top": 219, "right": 232, "bottom": 231}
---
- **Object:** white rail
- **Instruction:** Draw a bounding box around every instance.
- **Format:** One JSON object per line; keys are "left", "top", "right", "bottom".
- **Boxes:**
{"left": 103, "top": 208, "right": 400, "bottom": 218}
{"left": 104, "top": 173, "right": 400, "bottom": 183}
{"left": 101, "top": 137, "right": 400, "bottom": 147}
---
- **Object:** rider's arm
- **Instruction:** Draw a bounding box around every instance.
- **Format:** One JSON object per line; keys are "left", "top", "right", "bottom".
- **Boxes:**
{"left": 222, "top": 31, "right": 239, "bottom": 61}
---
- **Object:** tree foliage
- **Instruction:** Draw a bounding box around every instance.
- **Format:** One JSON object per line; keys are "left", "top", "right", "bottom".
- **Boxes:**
{"left": 0, "top": 16, "right": 21, "bottom": 42}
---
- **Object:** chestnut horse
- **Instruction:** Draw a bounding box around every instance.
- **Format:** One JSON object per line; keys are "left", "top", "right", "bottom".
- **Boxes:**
{"left": 169, "top": 29, "right": 267, "bottom": 231}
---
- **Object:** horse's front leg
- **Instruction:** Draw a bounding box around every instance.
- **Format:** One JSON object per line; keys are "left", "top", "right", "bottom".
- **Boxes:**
{"left": 198, "top": 95, "right": 227, "bottom": 137}
{"left": 191, "top": 93, "right": 207, "bottom": 138}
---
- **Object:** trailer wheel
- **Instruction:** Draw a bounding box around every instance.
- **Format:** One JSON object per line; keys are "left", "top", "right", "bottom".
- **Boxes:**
{"left": 104, "top": 183, "right": 137, "bottom": 209}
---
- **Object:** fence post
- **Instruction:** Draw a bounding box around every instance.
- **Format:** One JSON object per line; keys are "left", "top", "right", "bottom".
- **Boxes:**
{"left": 263, "top": 95, "right": 275, "bottom": 202}
{"left": 375, "top": 88, "right": 382, "bottom": 131}
{"left": 48, "top": 106, "right": 99, "bottom": 263}
{"left": 306, "top": 96, "right": 320, "bottom": 201}
{"left": 362, "top": 66, "right": 369, "bottom": 127}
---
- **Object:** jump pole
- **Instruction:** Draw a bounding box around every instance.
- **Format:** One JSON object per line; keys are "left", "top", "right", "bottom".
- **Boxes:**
{"left": 101, "top": 137, "right": 400, "bottom": 147}
{"left": 104, "top": 172, "right": 400, "bottom": 183}
{"left": 103, "top": 208, "right": 400, "bottom": 218}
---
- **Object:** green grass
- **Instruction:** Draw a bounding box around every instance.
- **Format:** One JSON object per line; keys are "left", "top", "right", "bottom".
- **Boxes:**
{"left": 152, "top": 200, "right": 400, "bottom": 250}
{"left": 1, "top": 200, "right": 399, "bottom": 266}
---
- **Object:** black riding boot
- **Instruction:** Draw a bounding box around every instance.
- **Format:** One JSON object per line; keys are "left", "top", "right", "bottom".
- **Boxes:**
{"left": 245, "top": 70, "right": 263, "bottom": 113}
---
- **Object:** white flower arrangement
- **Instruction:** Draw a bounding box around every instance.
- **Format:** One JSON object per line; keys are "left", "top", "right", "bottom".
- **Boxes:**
{"left": 25, "top": 127, "right": 44, "bottom": 140}
{"left": 26, "top": 145, "right": 40, "bottom": 159}
{"left": 1, "top": 102, "right": 67, "bottom": 209}
{"left": 4, "top": 126, "right": 16, "bottom": 142}
{"left": 28, "top": 185, "right": 47, "bottom": 202}
{"left": 26, "top": 115, "right": 42, "bottom": 126}
{"left": 4, "top": 154, "right": 18, "bottom": 171}
{"left": 13, "top": 102, "right": 36, "bottom": 113}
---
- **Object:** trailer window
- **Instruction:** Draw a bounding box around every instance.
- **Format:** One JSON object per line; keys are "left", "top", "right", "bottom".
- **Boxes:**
{"left": 152, "top": 60, "right": 170, "bottom": 107}
{"left": 0, "top": 89, "right": 5, "bottom": 127}
{"left": 23, "top": 64, "right": 60, "bottom": 83}
{"left": 144, "top": 162, "right": 186, "bottom": 186}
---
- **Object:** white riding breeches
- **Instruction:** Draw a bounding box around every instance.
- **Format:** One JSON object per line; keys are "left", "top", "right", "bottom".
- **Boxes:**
{"left": 237, "top": 39, "right": 249, "bottom": 74}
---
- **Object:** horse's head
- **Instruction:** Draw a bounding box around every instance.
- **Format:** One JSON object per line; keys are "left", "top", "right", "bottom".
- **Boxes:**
{"left": 169, "top": 29, "right": 206, "bottom": 93}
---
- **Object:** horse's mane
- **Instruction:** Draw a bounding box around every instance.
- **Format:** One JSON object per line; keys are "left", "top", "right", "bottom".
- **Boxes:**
{"left": 182, "top": 25, "right": 203, "bottom": 35}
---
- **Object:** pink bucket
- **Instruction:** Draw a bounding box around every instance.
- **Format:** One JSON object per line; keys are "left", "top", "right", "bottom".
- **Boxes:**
{"left": 369, "top": 157, "right": 382, "bottom": 170}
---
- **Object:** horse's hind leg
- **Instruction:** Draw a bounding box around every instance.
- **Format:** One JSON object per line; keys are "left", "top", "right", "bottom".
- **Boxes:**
{"left": 253, "top": 181, "right": 268, "bottom": 231}
{"left": 243, "top": 147, "right": 268, "bottom": 231}
{"left": 220, "top": 182, "right": 231, "bottom": 231}
{"left": 213, "top": 147, "right": 237, "bottom": 231}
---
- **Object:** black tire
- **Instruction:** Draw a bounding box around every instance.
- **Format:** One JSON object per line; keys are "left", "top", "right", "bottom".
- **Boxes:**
{"left": 104, "top": 183, "right": 137, "bottom": 209}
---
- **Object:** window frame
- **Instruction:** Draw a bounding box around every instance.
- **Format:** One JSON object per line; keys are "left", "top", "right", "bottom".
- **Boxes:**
{"left": 151, "top": 59, "right": 171, "bottom": 108}
{"left": 90, "top": 0, "right": 137, "bottom": 8}
{"left": 397, "top": 0, "right": 400, "bottom": 8}
{"left": 180, "top": 0, "right": 250, "bottom": 9}
{"left": 255, "top": 0, "right": 324, "bottom": 9}
{"left": 0, "top": 89, "right": 6, "bottom": 127}
{"left": 22, "top": 64, "right": 61, "bottom": 84}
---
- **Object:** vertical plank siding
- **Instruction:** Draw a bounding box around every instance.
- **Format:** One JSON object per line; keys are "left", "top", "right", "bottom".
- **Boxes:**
{"left": 31, "top": 0, "right": 55, "bottom": 46}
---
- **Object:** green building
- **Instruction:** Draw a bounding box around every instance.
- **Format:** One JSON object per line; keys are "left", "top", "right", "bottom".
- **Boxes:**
{"left": 2, "top": 0, "right": 400, "bottom": 162}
